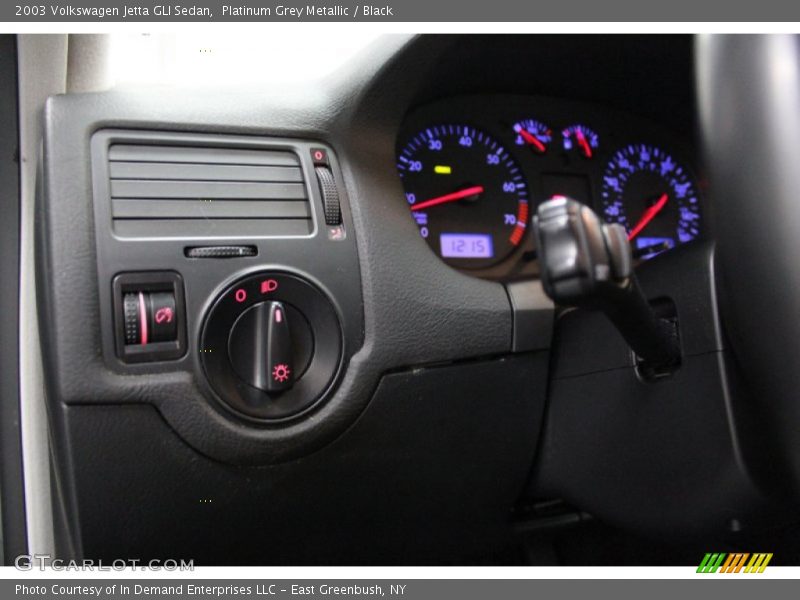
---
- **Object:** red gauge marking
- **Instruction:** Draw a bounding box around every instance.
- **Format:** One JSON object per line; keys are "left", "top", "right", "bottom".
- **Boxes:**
{"left": 575, "top": 128, "right": 593, "bottom": 158}
{"left": 509, "top": 202, "right": 530, "bottom": 246}
{"left": 517, "top": 127, "right": 546, "bottom": 153}
{"left": 627, "top": 193, "right": 669, "bottom": 241}
{"left": 408, "top": 185, "right": 485, "bottom": 212}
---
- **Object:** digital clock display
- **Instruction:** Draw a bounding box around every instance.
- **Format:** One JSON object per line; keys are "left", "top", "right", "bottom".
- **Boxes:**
{"left": 440, "top": 233, "right": 494, "bottom": 259}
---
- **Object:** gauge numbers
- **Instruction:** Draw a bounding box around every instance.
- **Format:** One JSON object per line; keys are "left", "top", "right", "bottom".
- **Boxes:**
{"left": 397, "top": 124, "right": 530, "bottom": 269}
{"left": 601, "top": 143, "right": 701, "bottom": 259}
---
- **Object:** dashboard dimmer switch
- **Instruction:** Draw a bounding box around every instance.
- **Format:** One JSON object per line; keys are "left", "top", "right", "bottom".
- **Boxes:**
{"left": 112, "top": 272, "right": 186, "bottom": 363}
{"left": 121, "top": 290, "right": 178, "bottom": 346}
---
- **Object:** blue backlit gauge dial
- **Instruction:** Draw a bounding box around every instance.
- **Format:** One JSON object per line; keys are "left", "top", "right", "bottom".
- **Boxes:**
{"left": 512, "top": 119, "right": 553, "bottom": 154}
{"left": 397, "top": 124, "right": 530, "bottom": 269}
{"left": 562, "top": 124, "right": 599, "bottom": 158}
{"left": 601, "top": 144, "right": 702, "bottom": 259}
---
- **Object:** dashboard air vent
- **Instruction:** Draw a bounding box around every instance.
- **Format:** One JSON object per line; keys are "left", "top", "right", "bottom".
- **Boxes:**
{"left": 107, "top": 144, "right": 312, "bottom": 238}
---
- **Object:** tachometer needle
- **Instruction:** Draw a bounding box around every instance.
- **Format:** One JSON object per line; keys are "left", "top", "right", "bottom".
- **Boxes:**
{"left": 627, "top": 193, "right": 669, "bottom": 241}
{"left": 575, "top": 129, "right": 593, "bottom": 158}
{"left": 408, "top": 185, "right": 485, "bottom": 212}
{"left": 517, "top": 128, "right": 546, "bottom": 153}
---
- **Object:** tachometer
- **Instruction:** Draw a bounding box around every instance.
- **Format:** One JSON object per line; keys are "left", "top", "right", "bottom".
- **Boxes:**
{"left": 397, "top": 124, "right": 530, "bottom": 269}
{"left": 601, "top": 143, "right": 702, "bottom": 259}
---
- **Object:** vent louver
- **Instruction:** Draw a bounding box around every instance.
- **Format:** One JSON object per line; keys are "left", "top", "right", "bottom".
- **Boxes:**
{"left": 108, "top": 144, "right": 312, "bottom": 238}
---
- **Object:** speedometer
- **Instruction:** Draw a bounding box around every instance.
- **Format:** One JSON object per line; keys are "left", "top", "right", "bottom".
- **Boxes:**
{"left": 601, "top": 143, "right": 702, "bottom": 259}
{"left": 397, "top": 124, "right": 530, "bottom": 269}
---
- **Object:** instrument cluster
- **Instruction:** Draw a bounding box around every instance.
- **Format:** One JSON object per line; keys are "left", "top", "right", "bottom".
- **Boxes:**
{"left": 396, "top": 94, "right": 706, "bottom": 280}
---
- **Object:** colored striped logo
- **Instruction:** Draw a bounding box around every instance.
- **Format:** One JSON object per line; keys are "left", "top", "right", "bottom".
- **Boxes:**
{"left": 697, "top": 553, "right": 773, "bottom": 573}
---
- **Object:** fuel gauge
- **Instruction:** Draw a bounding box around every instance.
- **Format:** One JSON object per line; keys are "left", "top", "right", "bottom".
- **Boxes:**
{"left": 562, "top": 124, "right": 599, "bottom": 159}
{"left": 512, "top": 119, "right": 552, "bottom": 154}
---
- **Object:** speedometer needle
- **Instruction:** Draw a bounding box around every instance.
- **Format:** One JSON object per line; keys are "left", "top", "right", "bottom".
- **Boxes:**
{"left": 408, "top": 185, "right": 485, "bottom": 212}
{"left": 627, "top": 193, "right": 669, "bottom": 241}
{"left": 517, "top": 128, "right": 546, "bottom": 153}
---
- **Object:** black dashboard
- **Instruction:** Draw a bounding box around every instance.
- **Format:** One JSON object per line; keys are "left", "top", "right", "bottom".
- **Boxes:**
{"left": 397, "top": 94, "right": 706, "bottom": 280}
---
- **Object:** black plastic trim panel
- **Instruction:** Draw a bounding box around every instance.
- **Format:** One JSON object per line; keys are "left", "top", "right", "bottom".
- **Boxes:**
{"left": 62, "top": 354, "right": 548, "bottom": 564}
{"left": 38, "top": 36, "right": 520, "bottom": 468}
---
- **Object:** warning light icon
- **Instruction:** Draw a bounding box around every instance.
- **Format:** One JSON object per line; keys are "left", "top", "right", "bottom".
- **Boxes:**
{"left": 272, "top": 363, "right": 291, "bottom": 383}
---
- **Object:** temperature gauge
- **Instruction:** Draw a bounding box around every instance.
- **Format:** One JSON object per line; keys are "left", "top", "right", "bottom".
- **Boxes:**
{"left": 512, "top": 119, "right": 552, "bottom": 154}
{"left": 562, "top": 124, "right": 599, "bottom": 158}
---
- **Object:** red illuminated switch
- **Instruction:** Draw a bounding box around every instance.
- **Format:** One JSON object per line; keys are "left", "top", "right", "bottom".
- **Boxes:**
{"left": 114, "top": 272, "right": 186, "bottom": 363}
{"left": 122, "top": 290, "right": 178, "bottom": 346}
